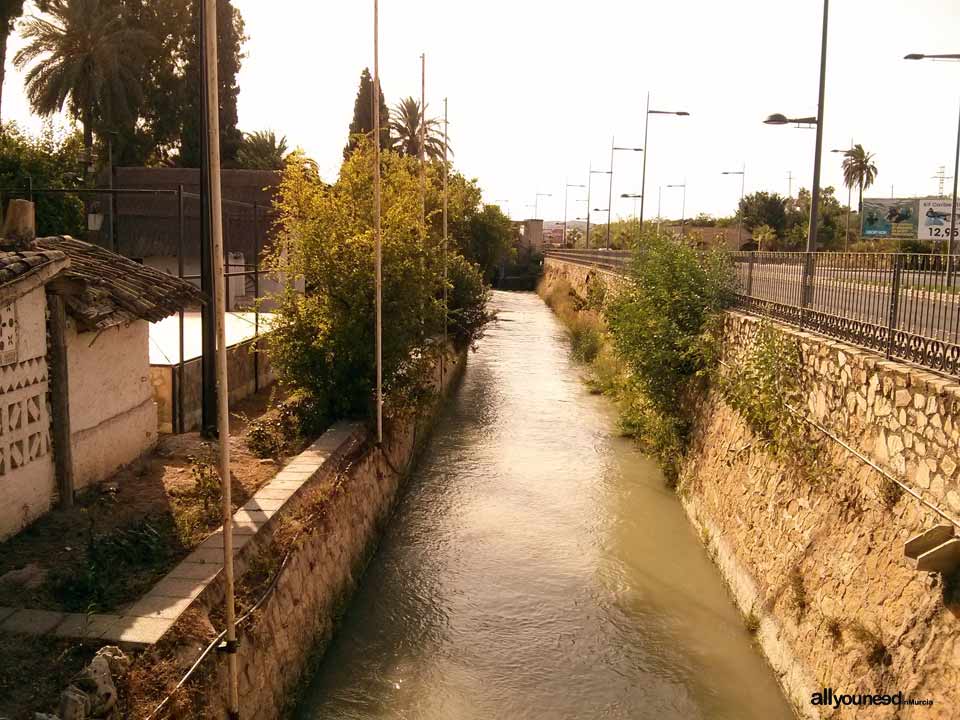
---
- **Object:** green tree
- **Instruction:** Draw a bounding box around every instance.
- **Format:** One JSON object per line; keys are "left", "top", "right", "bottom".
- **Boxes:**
{"left": 14, "top": 0, "right": 150, "bottom": 172}
{"left": 841, "top": 144, "right": 877, "bottom": 214}
{"left": 737, "top": 191, "right": 787, "bottom": 236}
{"left": 566, "top": 227, "right": 583, "bottom": 248}
{"left": 461, "top": 204, "right": 513, "bottom": 282}
{"left": 0, "top": 122, "right": 85, "bottom": 236}
{"left": 0, "top": 0, "right": 26, "bottom": 121}
{"left": 343, "top": 67, "right": 390, "bottom": 159}
{"left": 752, "top": 224, "right": 777, "bottom": 251}
{"left": 265, "top": 143, "right": 488, "bottom": 418}
{"left": 177, "top": 0, "right": 245, "bottom": 167}
{"left": 783, "top": 187, "right": 845, "bottom": 250}
{"left": 390, "top": 97, "right": 446, "bottom": 160}
{"left": 236, "top": 130, "right": 288, "bottom": 170}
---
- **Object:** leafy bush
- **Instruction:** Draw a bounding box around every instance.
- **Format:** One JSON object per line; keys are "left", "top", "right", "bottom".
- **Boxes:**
{"left": 265, "top": 143, "right": 491, "bottom": 418}
{"left": 446, "top": 253, "right": 491, "bottom": 346}
{"left": 604, "top": 231, "right": 735, "bottom": 475}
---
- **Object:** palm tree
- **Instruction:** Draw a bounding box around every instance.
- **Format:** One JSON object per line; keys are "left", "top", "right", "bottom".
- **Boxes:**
{"left": 390, "top": 97, "right": 448, "bottom": 160}
{"left": 236, "top": 130, "right": 289, "bottom": 170}
{"left": 14, "top": 0, "right": 148, "bottom": 175}
{"left": 841, "top": 144, "right": 878, "bottom": 216}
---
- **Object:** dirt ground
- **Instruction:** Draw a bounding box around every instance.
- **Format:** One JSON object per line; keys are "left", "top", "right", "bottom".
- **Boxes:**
{"left": 0, "top": 384, "right": 291, "bottom": 616}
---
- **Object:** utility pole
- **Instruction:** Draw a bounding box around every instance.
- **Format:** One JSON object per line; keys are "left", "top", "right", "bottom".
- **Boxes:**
{"left": 199, "top": 0, "right": 217, "bottom": 438}
{"left": 420, "top": 53, "right": 427, "bottom": 245}
{"left": 443, "top": 97, "right": 449, "bottom": 356}
{"left": 202, "top": 0, "right": 239, "bottom": 715}
{"left": 374, "top": 0, "right": 383, "bottom": 442}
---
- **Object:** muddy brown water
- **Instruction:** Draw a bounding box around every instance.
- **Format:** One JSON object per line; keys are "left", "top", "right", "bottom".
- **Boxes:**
{"left": 295, "top": 291, "right": 794, "bottom": 720}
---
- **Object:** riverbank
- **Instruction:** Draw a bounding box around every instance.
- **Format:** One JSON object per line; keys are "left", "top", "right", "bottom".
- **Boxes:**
{"left": 293, "top": 290, "right": 793, "bottom": 719}
{"left": 541, "top": 255, "right": 960, "bottom": 719}
{"left": 118, "top": 345, "right": 467, "bottom": 718}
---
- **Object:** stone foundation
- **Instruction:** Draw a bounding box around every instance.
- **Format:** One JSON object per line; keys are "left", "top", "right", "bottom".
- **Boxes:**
{"left": 682, "top": 313, "right": 960, "bottom": 719}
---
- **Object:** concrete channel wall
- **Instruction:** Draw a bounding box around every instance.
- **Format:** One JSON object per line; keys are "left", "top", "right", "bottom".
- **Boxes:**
{"left": 193, "top": 346, "right": 467, "bottom": 718}
{"left": 543, "top": 256, "right": 960, "bottom": 719}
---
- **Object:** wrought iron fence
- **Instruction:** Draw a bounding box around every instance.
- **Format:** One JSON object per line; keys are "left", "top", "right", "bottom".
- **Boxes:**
{"left": 546, "top": 248, "right": 960, "bottom": 378}
{"left": 733, "top": 252, "right": 960, "bottom": 377}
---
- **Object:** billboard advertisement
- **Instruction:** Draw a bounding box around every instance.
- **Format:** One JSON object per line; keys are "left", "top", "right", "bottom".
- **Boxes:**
{"left": 861, "top": 198, "right": 919, "bottom": 239}
{"left": 918, "top": 197, "right": 960, "bottom": 243}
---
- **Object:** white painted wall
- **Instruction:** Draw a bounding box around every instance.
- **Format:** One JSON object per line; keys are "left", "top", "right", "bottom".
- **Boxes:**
{"left": 65, "top": 319, "right": 158, "bottom": 488}
{"left": 0, "top": 286, "right": 55, "bottom": 540}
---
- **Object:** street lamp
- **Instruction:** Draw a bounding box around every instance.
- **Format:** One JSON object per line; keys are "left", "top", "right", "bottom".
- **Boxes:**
{"left": 564, "top": 182, "right": 586, "bottom": 246}
{"left": 621, "top": 192, "right": 643, "bottom": 218}
{"left": 831, "top": 145, "right": 855, "bottom": 250}
{"left": 587, "top": 164, "right": 612, "bottom": 249}
{"left": 763, "top": 0, "right": 829, "bottom": 254}
{"left": 639, "top": 93, "right": 690, "bottom": 234}
{"left": 721, "top": 164, "right": 746, "bottom": 247}
{"left": 607, "top": 137, "right": 643, "bottom": 246}
{"left": 905, "top": 52, "right": 960, "bottom": 282}
{"left": 666, "top": 183, "right": 686, "bottom": 238}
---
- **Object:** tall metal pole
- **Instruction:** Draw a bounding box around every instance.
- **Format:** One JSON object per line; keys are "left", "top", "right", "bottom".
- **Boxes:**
{"left": 563, "top": 179, "right": 569, "bottom": 247}
{"left": 807, "top": 0, "right": 829, "bottom": 254}
{"left": 420, "top": 53, "right": 426, "bottom": 246}
{"left": 443, "top": 97, "right": 449, "bottom": 353}
{"left": 739, "top": 164, "right": 745, "bottom": 247}
{"left": 657, "top": 185, "right": 662, "bottom": 233}
{"left": 199, "top": 0, "right": 217, "bottom": 438}
{"left": 607, "top": 136, "right": 615, "bottom": 247}
{"left": 948, "top": 99, "right": 960, "bottom": 286}
{"left": 586, "top": 162, "right": 593, "bottom": 249}
{"left": 680, "top": 184, "right": 686, "bottom": 237}
{"left": 202, "top": 1, "right": 238, "bottom": 715}
{"left": 374, "top": 0, "right": 383, "bottom": 443}
{"left": 639, "top": 92, "right": 650, "bottom": 233}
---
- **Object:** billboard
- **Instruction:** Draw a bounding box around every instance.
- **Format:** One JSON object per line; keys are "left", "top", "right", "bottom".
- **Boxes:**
{"left": 918, "top": 197, "right": 960, "bottom": 243}
{"left": 861, "top": 198, "right": 918, "bottom": 239}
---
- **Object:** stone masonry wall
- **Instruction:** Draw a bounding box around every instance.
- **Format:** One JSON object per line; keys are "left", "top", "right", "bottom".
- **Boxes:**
{"left": 682, "top": 312, "right": 960, "bottom": 720}
{"left": 193, "top": 346, "right": 467, "bottom": 718}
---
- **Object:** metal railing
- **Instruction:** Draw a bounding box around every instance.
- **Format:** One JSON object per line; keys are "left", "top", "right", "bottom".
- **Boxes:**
{"left": 546, "top": 248, "right": 960, "bottom": 378}
{"left": 544, "top": 247, "right": 631, "bottom": 272}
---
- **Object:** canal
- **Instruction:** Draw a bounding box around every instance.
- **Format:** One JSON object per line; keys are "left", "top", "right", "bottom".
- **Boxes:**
{"left": 296, "top": 290, "right": 794, "bottom": 719}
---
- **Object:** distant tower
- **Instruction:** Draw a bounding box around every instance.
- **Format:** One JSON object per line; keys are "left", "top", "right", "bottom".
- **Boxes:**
{"left": 932, "top": 165, "right": 953, "bottom": 197}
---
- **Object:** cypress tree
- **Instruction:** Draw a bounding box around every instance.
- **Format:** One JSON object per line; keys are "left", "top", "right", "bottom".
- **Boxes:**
{"left": 343, "top": 67, "right": 390, "bottom": 159}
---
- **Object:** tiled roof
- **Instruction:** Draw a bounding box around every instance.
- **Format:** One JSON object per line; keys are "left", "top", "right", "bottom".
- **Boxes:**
{"left": 33, "top": 236, "right": 205, "bottom": 331}
{"left": 0, "top": 248, "right": 69, "bottom": 291}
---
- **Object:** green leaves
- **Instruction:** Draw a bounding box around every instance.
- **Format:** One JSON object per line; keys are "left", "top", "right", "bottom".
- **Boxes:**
{"left": 265, "top": 142, "right": 489, "bottom": 419}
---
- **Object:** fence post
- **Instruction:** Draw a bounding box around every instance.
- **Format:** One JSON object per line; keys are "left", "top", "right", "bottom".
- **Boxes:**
{"left": 746, "top": 252, "right": 755, "bottom": 297}
{"left": 177, "top": 185, "right": 186, "bottom": 433}
{"left": 886, "top": 254, "right": 904, "bottom": 359}
{"left": 800, "top": 252, "right": 816, "bottom": 313}
{"left": 253, "top": 202, "right": 260, "bottom": 395}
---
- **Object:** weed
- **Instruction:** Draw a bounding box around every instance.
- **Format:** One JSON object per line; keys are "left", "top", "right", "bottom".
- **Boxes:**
{"left": 879, "top": 477, "right": 903, "bottom": 509}
{"left": 826, "top": 617, "right": 843, "bottom": 644}
{"left": 848, "top": 622, "right": 892, "bottom": 668}
{"left": 744, "top": 610, "right": 760, "bottom": 634}
{"left": 789, "top": 566, "right": 808, "bottom": 614}
{"left": 246, "top": 392, "right": 329, "bottom": 459}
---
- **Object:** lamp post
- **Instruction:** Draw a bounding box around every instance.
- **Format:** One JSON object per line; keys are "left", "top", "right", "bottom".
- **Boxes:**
{"left": 666, "top": 183, "right": 686, "bottom": 237}
{"left": 905, "top": 53, "right": 960, "bottom": 284}
{"left": 621, "top": 192, "right": 643, "bottom": 218}
{"left": 564, "top": 182, "right": 586, "bottom": 246}
{"left": 587, "top": 165, "right": 611, "bottom": 248}
{"left": 721, "top": 164, "right": 746, "bottom": 247}
{"left": 831, "top": 144, "right": 855, "bottom": 250}
{"left": 764, "top": 0, "right": 829, "bottom": 253}
{"left": 608, "top": 136, "right": 643, "bottom": 246}
{"left": 639, "top": 93, "right": 690, "bottom": 233}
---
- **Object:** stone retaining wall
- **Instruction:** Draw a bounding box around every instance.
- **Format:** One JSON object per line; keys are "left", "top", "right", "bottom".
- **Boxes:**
{"left": 187, "top": 346, "right": 467, "bottom": 718}
{"left": 682, "top": 313, "right": 960, "bottom": 720}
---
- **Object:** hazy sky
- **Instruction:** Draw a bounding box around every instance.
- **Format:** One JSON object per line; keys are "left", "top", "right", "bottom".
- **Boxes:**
{"left": 3, "top": 0, "right": 960, "bottom": 222}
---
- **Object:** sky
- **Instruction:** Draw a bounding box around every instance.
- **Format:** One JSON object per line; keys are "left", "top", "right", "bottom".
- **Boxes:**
{"left": 3, "top": 0, "right": 960, "bottom": 223}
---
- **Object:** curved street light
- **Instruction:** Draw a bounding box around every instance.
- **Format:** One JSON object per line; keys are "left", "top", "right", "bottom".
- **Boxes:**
{"left": 639, "top": 95, "right": 690, "bottom": 233}
{"left": 721, "top": 166, "right": 746, "bottom": 247}
{"left": 607, "top": 137, "right": 644, "bottom": 245}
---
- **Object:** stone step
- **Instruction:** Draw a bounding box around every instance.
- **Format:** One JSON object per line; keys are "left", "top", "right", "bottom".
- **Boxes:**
{"left": 904, "top": 523, "right": 960, "bottom": 573}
